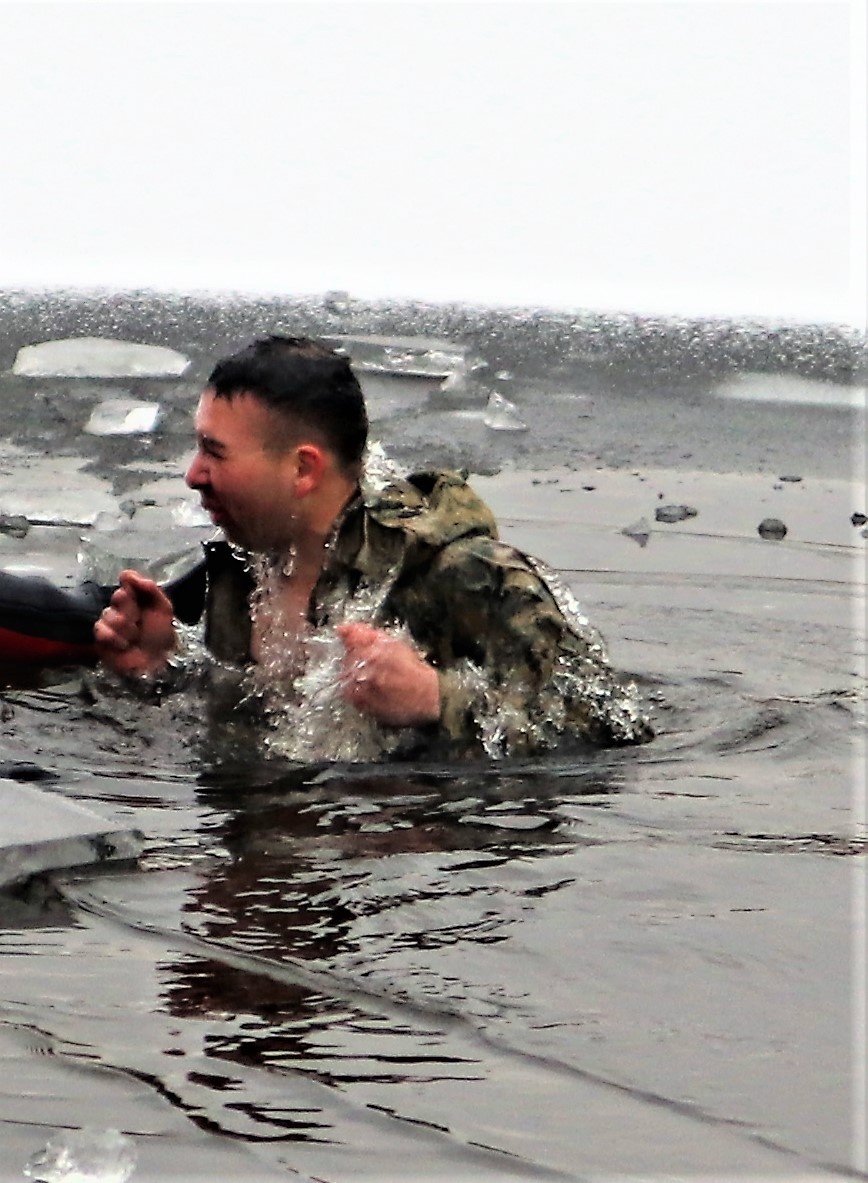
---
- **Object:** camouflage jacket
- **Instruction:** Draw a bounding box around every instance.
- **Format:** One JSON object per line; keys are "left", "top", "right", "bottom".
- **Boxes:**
{"left": 185, "top": 469, "right": 653, "bottom": 758}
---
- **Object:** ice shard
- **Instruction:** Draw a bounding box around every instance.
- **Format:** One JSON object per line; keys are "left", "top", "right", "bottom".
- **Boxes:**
{"left": 483, "top": 391, "right": 528, "bottom": 432}
{"left": 85, "top": 398, "right": 163, "bottom": 436}
{"left": 12, "top": 337, "right": 190, "bottom": 379}
{"left": 0, "top": 781, "right": 143, "bottom": 889}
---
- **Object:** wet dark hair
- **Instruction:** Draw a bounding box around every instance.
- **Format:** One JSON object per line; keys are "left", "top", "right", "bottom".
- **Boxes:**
{"left": 207, "top": 335, "right": 368, "bottom": 472}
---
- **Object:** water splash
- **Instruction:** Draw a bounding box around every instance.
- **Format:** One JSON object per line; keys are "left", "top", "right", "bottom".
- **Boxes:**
{"left": 361, "top": 439, "right": 407, "bottom": 492}
{"left": 525, "top": 556, "right": 651, "bottom": 743}
{"left": 443, "top": 557, "right": 651, "bottom": 757}
{"left": 258, "top": 618, "right": 407, "bottom": 763}
{"left": 243, "top": 542, "right": 406, "bottom": 763}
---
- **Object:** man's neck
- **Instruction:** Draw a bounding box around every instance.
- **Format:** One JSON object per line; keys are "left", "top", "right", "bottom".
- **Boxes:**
{"left": 282, "top": 475, "right": 359, "bottom": 582}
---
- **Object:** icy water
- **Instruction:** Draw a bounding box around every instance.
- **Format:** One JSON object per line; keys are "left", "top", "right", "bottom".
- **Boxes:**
{"left": 0, "top": 291, "right": 865, "bottom": 1181}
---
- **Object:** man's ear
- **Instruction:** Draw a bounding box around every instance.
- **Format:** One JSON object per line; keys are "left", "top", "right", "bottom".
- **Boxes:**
{"left": 292, "top": 444, "right": 327, "bottom": 498}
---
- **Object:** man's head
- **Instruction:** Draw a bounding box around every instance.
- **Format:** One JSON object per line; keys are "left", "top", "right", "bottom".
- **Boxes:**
{"left": 186, "top": 336, "right": 368, "bottom": 553}
{"left": 207, "top": 335, "right": 368, "bottom": 473}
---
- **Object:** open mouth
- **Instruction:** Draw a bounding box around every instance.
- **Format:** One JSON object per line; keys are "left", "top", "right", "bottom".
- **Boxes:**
{"left": 200, "top": 500, "right": 227, "bottom": 528}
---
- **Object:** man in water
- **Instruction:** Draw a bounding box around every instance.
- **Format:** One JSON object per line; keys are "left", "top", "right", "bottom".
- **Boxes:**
{"left": 94, "top": 335, "right": 652, "bottom": 758}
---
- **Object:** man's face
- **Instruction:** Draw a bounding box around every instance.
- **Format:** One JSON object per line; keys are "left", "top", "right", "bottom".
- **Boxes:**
{"left": 186, "top": 389, "right": 300, "bottom": 552}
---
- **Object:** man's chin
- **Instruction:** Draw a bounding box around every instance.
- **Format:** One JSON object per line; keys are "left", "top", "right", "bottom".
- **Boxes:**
{"left": 218, "top": 523, "right": 243, "bottom": 546}
{"left": 209, "top": 516, "right": 266, "bottom": 553}
{"left": 206, "top": 512, "right": 236, "bottom": 541}
{"left": 221, "top": 525, "right": 261, "bottom": 553}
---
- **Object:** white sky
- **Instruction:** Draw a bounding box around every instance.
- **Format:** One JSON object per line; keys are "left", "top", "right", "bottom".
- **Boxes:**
{"left": 0, "top": 0, "right": 864, "bottom": 325}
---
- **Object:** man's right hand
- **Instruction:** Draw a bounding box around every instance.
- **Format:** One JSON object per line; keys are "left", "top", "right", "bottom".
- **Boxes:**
{"left": 93, "top": 569, "right": 177, "bottom": 677}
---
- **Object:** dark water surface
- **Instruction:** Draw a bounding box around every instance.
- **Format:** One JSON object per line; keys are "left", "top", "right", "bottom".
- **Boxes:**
{"left": 0, "top": 292, "right": 865, "bottom": 1181}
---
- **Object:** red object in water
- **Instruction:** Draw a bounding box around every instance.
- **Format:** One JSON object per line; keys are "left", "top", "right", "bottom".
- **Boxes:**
{"left": 0, "top": 625, "right": 97, "bottom": 665}
{"left": 0, "top": 570, "right": 106, "bottom": 666}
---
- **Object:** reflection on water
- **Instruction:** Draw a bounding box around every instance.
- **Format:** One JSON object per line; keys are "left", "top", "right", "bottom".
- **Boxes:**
{"left": 61, "top": 751, "right": 632, "bottom": 1157}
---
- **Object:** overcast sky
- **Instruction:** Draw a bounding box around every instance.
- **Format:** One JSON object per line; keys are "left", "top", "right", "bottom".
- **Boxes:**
{"left": 0, "top": 1, "right": 863, "bottom": 325}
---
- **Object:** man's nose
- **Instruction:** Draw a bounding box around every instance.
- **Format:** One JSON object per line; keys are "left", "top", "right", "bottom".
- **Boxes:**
{"left": 186, "top": 454, "right": 205, "bottom": 488}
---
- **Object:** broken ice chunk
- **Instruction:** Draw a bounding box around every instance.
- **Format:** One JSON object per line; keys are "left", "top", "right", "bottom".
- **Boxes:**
{"left": 85, "top": 399, "right": 163, "bottom": 436}
{"left": 23, "top": 1127, "right": 137, "bottom": 1183}
{"left": 1, "top": 782, "right": 143, "bottom": 891}
{"left": 622, "top": 516, "right": 651, "bottom": 547}
{"left": 13, "top": 336, "right": 190, "bottom": 378}
{"left": 483, "top": 392, "right": 528, "bottom": 432}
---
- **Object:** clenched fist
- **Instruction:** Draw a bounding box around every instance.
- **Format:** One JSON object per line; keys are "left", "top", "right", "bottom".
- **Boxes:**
{"left": 336, "top": 622, "right": 441, "bottom": 727}
{"left": 93, "top": 569, "right": 177, "bottom": 678}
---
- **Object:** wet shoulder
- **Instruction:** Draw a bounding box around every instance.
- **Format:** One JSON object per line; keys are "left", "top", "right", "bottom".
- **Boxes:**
{"left": 364, "top": 469, "right": 498, "bottom": 547}
{"left": 431, "top": 532, "right": 548, "bottom": 595}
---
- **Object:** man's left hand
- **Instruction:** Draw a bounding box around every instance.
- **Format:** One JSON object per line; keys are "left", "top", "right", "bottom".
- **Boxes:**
{"left": 336, "top": 622, "right": 441, "bottom": 727}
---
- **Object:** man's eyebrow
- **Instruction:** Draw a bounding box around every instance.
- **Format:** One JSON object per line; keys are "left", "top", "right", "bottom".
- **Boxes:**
{"left": 196, "top": 432, "right": 227, "bottom": 454}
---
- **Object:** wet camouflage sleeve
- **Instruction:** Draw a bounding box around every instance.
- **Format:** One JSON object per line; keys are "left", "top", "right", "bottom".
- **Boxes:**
{"left": 393, "top": 536, "right": 653, "bottom": 756}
